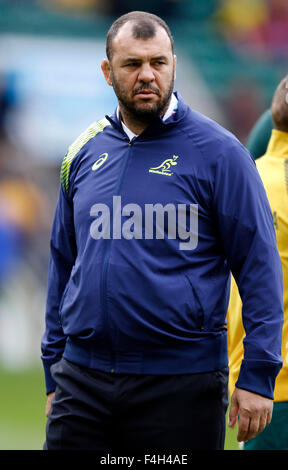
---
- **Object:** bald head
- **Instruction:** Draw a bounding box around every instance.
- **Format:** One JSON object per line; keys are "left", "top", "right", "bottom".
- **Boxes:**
{"left": 106, "top": 11, "right": 174, "bottom": 61}
{"left": 271, "top": 76, "right": 288, "bottom": 132}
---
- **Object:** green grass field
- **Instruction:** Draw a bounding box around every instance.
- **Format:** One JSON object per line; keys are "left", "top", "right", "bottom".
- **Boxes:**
{"left": 0, "top": 367, "right": 239, "bottom": 450}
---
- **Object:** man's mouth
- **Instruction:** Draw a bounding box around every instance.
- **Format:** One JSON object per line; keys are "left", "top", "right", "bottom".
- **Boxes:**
{"left": 133, "top": 89, "right": 159, "bottom": 97}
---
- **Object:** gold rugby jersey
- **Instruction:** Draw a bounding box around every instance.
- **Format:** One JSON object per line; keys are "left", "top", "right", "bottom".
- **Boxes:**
{"left": 227, "top": 129, "right": 288, "bottom": 401}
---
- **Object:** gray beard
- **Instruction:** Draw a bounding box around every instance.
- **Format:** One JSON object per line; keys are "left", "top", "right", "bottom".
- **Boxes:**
{"left": 111, "top": 73, "right": 174, "bottom": 124}
{"left": 119, "top": 92, "right": 172, "bottom": 122}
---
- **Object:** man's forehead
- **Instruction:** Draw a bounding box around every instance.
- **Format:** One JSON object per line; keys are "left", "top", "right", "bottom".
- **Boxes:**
{"left": 112, "top": 21, "right": 172, "bottom": 57}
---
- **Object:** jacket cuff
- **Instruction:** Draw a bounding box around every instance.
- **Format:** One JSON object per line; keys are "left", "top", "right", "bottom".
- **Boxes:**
{"left": 235, "top": 359, "right": 282, "bottom": 399}
{"left": 42, "top": 359, "right": 58, "bottom": 395}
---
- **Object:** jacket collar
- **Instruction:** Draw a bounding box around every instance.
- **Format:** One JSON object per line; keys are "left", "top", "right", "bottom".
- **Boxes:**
{"left": 265, "top": 129, "right": 288, "bottom": 159}
{"left": 105, "top": 91, "right": 188, "bottom": 138}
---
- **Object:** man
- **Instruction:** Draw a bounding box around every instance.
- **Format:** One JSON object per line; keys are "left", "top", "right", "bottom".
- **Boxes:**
{"left": 42, "top": 11, "right": 283, "bottom": 451}
{"left": 227, "top": 76, "right": 288, "bottom": 450}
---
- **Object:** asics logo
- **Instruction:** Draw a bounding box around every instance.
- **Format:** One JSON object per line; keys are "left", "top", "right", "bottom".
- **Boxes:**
{"left": 92, "top": 153, "right": 108, "bottom": 171}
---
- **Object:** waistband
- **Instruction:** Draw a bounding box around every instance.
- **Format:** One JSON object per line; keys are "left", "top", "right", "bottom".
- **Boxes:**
{"left": 63, "top": 332, "right": 228, "bottom": 375}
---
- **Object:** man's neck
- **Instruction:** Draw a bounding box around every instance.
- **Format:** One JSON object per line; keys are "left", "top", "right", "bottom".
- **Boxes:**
{"left": 119, "top": 110, "right": 151, "bottom": 136}
{"left": 118, "top": 93, "right": 177, "bottom": 138}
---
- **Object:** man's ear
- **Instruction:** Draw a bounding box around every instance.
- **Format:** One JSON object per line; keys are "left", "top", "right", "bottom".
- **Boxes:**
{"left": 173, "top": 54, "right": 177, "bottom": 81}
{"left": 101, "top": 59, "right": 113, "bottom": 86}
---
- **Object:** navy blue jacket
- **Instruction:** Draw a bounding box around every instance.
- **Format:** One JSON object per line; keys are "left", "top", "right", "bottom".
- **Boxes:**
{"left": 41, "top": 93, "right": 283, "bottom": 398}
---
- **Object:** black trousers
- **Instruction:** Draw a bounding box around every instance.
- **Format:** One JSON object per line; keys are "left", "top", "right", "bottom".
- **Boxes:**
{"left": 44, "top": 358, "right": 228, "bottom": 451}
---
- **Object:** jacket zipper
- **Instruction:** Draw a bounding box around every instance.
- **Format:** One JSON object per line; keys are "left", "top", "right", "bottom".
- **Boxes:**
{"left": 100, "top": 138, "right": 135, "bottom": 372}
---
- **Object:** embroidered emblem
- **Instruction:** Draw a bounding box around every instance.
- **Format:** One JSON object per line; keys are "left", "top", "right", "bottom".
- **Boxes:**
{"left": 92, "top": 153, "right": 108, "bottom": 171}
{"left": 149, "top": 155, "right": 178, "bottom": 176}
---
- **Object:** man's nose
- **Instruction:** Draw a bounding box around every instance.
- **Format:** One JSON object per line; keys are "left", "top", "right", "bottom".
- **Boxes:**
{"left": 138, "top": 64, "right": 155, "bottom": 82}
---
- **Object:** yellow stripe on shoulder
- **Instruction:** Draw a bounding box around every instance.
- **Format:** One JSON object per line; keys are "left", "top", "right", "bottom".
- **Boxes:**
{"left": 61, "top": 117, "right": 111, "bottom": 194}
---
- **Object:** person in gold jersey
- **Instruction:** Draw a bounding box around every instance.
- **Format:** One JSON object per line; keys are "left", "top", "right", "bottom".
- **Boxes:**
{"left": 227, "top": 76, "right": 288, "bottom": 450}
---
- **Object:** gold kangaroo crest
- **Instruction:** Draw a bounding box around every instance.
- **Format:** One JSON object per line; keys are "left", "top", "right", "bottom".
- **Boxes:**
{"left": 149, "top": 155, "right": 178, "bottom": 176}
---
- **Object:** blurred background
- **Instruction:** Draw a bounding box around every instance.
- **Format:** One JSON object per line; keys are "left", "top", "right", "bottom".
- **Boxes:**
{"left": 0, "top": 0, "right": 286, "bottom": 450}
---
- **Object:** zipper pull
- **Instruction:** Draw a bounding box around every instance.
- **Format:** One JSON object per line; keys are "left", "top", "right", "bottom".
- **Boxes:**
{"left": 129, "top": 136, "right": 136, "bottom": 146}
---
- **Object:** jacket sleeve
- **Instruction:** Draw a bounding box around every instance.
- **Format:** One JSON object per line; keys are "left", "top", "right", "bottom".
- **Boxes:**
{"left": 41, "top": 183, "right": 77, "bottom": 394}
{"left": 213, "top": 139, "right": 284, "bottom": 399}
